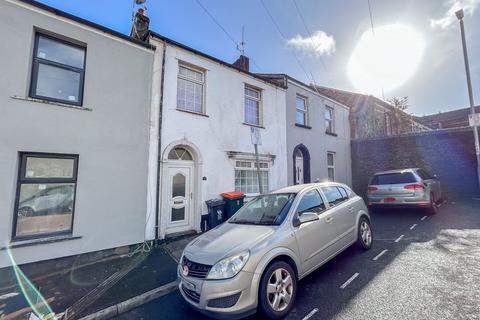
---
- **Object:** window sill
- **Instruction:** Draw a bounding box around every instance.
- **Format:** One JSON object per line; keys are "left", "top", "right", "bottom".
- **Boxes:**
{"left": 11, "top": 96, "right": 92, "bottom": 111}
{"left": 325, "top": 131, "right": 338, "bottom": 137}
{"left": 0, "top": 235, "right": 82, "bottom": 251}
{"left": 295, "top": 123, "right": 312, "bottom": 129}
{"left": 176, "top": 108, "right": 209, "bottom": 117}
{"left": 243, "top": 122, "right": 265, "bottom": 129}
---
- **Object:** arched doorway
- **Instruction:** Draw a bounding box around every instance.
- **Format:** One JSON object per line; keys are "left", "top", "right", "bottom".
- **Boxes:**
{"left": 161, "top": 143, "right": 200, "bottom": 236}
{"left": 293, "top": 144, "right": 311, "bottom": 184}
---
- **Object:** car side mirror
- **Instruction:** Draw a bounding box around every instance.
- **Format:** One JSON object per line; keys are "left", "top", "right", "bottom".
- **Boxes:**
{"left": 293, "top": 212, "right": 319, "bottom": 227}
{"left": 433, "top": 174, "right": 438, "bottom": 179}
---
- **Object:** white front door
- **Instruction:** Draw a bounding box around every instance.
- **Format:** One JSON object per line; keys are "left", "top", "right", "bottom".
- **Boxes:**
{"left": 166, "top": 165, "right": 194, "bottom": 234}
{"left": 295, "top": 154, "right": 304, "bottom": 184}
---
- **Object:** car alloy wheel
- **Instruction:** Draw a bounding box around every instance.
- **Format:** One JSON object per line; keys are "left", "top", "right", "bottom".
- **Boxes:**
{"left": 267, "top": 268, "right": 293, "bottom": 312}
{"left": 358, "top": 217, "right": 373, "bottom": 250}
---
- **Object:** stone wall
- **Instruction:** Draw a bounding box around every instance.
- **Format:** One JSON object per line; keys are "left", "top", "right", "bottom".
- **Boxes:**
{"left": 351, "top": 127, "right": 479, "bottom": 198}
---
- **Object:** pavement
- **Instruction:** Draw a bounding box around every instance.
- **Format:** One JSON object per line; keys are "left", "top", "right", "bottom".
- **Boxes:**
{"left": 116, "top": 198, "right": 480, "bottom": 320}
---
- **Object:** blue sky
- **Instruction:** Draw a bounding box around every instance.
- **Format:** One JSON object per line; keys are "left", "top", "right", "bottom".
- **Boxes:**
{"left": 37, "top": 0, "right": 480, "bottom": 116}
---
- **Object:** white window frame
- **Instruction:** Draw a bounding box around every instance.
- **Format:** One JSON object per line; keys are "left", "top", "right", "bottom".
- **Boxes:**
{"left": 325, "top": 106, "right": 335, "bottom": 133}
{"left": 244, "top": 85, "right": 262, "bottom": 126}
{"left": 176, "top": 63, "right": 205, "bottom": 114}
{"left": 234, "top": 159, "right": 269, "bottom": 196}
{"left": 295, "top": 95, "right": 309, "bottom": 126}
{"left": 327, "top": 152, "right": 335, "bottom": 181}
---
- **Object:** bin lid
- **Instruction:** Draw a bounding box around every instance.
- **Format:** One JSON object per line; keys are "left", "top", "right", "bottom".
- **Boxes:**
{"left": 205, "top": 199, "right": 225, "bottom": 206}
{"left": 221, "top": 191, "right": 245, "bottom": 199}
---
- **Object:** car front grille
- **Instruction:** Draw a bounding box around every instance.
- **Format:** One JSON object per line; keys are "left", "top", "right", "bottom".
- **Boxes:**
{"left": 182, "top": 256, "right": 212, "bottom": 279}
{"left": 207, "top": 293, "right": 241, "bottom": 308}
{"left": 181, "top": 285, "right": 201, "bottom": 303}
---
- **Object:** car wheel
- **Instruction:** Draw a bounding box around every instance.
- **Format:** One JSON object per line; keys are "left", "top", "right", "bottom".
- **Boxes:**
{"left": 428, "top": 193, "right": 437, "bottom": 215}
{"left": 18, "top": 207, "right": 34, "bottom": 217}
{"left": 357, "top": 217, "right": 373, "bottom": 250}
{"left": 259, "top": 261, "right": 297, "bottom": 319}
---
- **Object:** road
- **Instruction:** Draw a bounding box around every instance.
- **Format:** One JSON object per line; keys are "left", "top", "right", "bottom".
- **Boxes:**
{"left": 117, "top": 199, "right": 480, "bottom": 320}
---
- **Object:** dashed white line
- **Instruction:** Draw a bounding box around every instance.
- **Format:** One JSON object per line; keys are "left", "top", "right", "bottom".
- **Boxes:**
{"left": 421, "top": 215, "right": 427, "bottom": 221}
{"left": 302, "top": 308, "right": 319, "bottom": 320}
{"left": 373, "top": 249, "right": 388, "bottom": 261}
{"left": 410, "top": 223, "right": 417, "bottom": 230}
{"left": 340, "top": 272, "right": 359, "bottom": 289}
{"left": 395, "top": 234, "right": 404, "bottom": 243}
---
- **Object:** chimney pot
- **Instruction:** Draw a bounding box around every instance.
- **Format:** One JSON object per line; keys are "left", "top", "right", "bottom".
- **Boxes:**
{"left": 233, "top": 55, "right": 250, "bottom": 72}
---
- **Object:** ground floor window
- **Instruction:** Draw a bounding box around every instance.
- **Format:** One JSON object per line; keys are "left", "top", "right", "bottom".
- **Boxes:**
{"left": 234, "top": 160, "right": 269, "bottom": 194}
{"left": 13, "top": 152, "right": 78, "bottom": 240}
{"left": 327, "top": 152, "right": 335, "bottom": 181}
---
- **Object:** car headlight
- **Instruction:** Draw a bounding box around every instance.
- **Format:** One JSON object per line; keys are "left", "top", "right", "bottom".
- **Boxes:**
{"left": 206, "top": 251, "right": 250, "bottom": 280}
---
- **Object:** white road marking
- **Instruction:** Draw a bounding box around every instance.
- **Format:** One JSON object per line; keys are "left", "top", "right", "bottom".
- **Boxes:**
{"left": 395, "top": 234, "right": 404, "bottom": 242}
{"left": 410, "top": 224, "right": 417, "bottom": 230}
{"left": 421, "top": 215, "right": 427, "bottom": 221}
{"left": 302, "top": 308, "right": 319, "bottom": 320}
{"left": 373, "top": 249, "right": 388, "bottom": 261}
{"left": 0, "top": 292, "right": 19, "bottom": 300}
{"left": 451, "top": 201, "right": 456, "bottom": 204}
{"left": 340, "top": 272, "right": 359, "bottom": 289}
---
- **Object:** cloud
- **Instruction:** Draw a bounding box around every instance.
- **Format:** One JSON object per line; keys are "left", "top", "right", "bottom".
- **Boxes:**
{"left": 430, "top": 0, "right": 479, "bottom": 29}
{"left": 286, "top": 31, "right": 336, "bottom": 56}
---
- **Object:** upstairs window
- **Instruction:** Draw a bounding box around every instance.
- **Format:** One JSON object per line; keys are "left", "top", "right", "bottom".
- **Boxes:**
{"left": 30, "top": 33, "right": 86, "bottom": 106}
{"left": 177, "top": 65, "right": 204, "bottom": 114}
{"left": 295, "top": 95, "right": 308, "bottom": 126}
{"left": 325, "top": 106, "right": 335, "bottom": 133}
{"left": 244, "top": 86, "right": 262, "bottom": 126}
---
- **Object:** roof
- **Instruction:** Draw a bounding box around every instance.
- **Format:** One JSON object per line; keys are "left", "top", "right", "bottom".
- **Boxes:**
{"left": 150, "top": 32, "right": 287, "bottom": 89}
{"left": 417, "top": 106, "right": 480, "bottom": 129}
{"left": 17, "top": 0, "right": 156, "bottom": 50}
{"left": 272, "top": 182, "right": 345, "bottom": 194}
{"left": 373, "top": 168, "right": 419, "bottom": 175}
{"left": 311, "top": 85, "right": 392, "bottom": 111}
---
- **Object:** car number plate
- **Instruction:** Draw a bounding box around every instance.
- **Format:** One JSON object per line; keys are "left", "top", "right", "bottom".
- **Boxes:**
{"left": 183, "top": 280, "right": 196, "bottom": 291}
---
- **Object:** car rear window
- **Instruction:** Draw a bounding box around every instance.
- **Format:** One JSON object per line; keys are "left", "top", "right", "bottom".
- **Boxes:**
{"left": 371, "top": 172, "right": 417, "bottom": 185}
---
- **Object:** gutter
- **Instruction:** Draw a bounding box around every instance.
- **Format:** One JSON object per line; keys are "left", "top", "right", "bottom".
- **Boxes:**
{"left": 154, "top": 41, "right": 167, "bottom": 241}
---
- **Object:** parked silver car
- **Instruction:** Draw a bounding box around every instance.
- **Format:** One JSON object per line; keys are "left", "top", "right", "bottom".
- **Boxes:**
{"left": 178, "top": 183, "right": 372, "bottom": 319}
{"left": 367, "top": 168, "right": 442, "bottom": 213}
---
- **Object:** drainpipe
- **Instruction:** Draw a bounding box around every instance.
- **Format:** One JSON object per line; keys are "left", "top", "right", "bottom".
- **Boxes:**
{"left": 154, "top": 41, "right": 167, "bottom": 243}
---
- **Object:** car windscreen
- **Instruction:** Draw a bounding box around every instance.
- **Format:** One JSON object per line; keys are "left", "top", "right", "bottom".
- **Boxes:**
{"left": 229, "top": 193, "right": 296, "bottom": 226}
{"left": 371, "top": 172, "right": 417, "bottom": 185}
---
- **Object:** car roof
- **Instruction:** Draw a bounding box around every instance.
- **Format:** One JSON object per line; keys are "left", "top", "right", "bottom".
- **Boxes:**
{"left": 271, "top": 182, "right": 346, "bottom": 194}
{"left": 373, "top": 168, "right": 420, "bottom": 175}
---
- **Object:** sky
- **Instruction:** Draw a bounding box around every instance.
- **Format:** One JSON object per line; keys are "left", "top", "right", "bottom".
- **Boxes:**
{"left": 36, "top": 0, "right": 480, "bottom": 116}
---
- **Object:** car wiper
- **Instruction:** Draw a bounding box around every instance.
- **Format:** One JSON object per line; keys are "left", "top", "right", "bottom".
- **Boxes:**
{"left": 229, "top": 220, "right": 257, "bottom": 225}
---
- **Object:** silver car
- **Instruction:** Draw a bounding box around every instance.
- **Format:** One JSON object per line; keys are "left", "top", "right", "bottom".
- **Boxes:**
{"left": 178, "top": 183, "right": 372, "bottom": 319}
{"left": 367, "top": 168, "right": 442, "bottom": 213}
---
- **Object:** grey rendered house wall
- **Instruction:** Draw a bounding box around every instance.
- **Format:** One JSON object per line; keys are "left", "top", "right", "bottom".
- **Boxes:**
{"left": 0, "top": 1, "right": 154, "bottom": 268}
{"left": 285, "top": 80, "right": 352, "bottom": 186}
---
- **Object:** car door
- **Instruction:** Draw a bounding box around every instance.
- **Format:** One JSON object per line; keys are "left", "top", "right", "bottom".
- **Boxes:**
{"left": 320, "top": 186, "right": 353, "bottom": 249}
{"left": 418, "top": 169, "right": 440, "bottom": 200}
{"left": 293, "top": 189, "right": 338, "bottom": 272}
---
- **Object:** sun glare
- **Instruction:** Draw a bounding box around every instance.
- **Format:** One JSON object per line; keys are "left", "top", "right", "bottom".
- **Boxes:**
{"left": 348, "top": 24, "right": 424, "bottom": 95}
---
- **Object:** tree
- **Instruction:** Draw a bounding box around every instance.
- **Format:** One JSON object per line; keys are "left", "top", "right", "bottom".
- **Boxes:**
{"left": 388, "top": 96, "right": 412, "bottom": 134}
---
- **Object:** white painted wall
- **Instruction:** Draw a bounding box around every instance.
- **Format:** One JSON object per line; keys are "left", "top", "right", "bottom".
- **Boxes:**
{"left": 150, "top": 38, "right": 287, "bottom": 238}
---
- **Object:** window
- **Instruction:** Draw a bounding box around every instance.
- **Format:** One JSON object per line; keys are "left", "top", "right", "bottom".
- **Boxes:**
{"left": 295, "top": 95, "right": 308, "bottom": 126}
{"left": 417, "top": 169, "right": 433, "bottom": 180}
{"left": 325, "top": 106, "right": 335, "bottom": 133}
{"left": 234, "top": 160, "right": 269, "bottom": 194}
{"left": 13, "top": 153, "right": 78, "bottom": 240}
{"left": 321, "top": 186, "right": 345, "bottom": 207}
{"left": 177, "top": 65, "right": 204, "bottom": 113}
{"left": 244, "top": 86, "right": 262, "bottom": 126}
{"left": 30, "top": 33, "right": 86, "bottom": 106}
{"left": 371, "top": 172, "right": 417, "bottom": 185}
{"left": 327, "top": 152, "right": 335, "bottom": 181}
{"left": 296, "top": 189, "right": 326, "bottom": 215}
{"left": 338, "top": 187, "right": 349, "bottom": 200}
{"left": 168, "top": 147, "right": 193, "bottom": 161}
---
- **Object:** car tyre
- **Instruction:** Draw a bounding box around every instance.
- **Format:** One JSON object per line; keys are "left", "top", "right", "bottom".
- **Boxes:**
{"left": 357, "top": 216, "right": 373, "bottom": 250}
{"left": 428, "top": 193, "right": 437, "bottom": 215}
{"left": 259, "top": 261, "right": 297, "bottom": 320}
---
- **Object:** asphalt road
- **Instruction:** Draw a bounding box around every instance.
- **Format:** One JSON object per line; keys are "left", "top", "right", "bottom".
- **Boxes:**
{"left": 117, "top": 199, "right": 480, "bottom": 320}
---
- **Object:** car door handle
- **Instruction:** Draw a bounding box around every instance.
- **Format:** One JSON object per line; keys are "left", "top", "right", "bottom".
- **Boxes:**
{"left": 325, "top": 217, "right": 333, "bottom": 224}
{"left": 348, "top": 207, "right": 354, "bottom": 212}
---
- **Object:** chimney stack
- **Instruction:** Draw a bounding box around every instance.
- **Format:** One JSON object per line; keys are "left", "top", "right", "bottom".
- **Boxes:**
{"left": 233, "top": 55, "right": 250, "bottom": 72}
{"left": 130, "top": 8, "right": 150, "bottom": 42}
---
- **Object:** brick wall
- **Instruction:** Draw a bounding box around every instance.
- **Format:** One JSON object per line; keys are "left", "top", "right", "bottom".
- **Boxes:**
{"left": 351, "top": 127, "right": 480, "bottom": 199}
